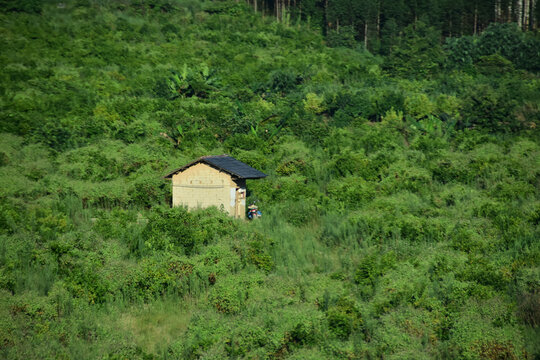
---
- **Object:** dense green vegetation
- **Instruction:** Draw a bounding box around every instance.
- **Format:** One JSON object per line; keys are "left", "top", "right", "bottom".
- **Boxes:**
{"left": 1, "top": 1, "right": 539, "bottom": 359}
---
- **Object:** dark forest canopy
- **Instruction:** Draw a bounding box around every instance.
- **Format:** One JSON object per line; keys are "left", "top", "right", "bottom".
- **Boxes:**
{"left": 247, "top": 0, "right": 540, "bottom": 45}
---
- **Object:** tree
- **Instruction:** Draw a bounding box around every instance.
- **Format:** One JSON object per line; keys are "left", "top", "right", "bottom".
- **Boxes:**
{"left": 384, "top": 21, "right": 444, "bottom": 77}
{"left": 477, "top": 22, "right": 540, "bottom": 71}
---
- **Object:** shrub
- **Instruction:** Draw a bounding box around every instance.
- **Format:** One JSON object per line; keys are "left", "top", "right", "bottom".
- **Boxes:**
{"left": 457, "top": 256, "right": 507, "bottom": 291}
{"left": 0, "top": 198, "right": 24, "bottom": 235}
{"left": 303, "top": 92, "right": 326, "bottom": 114}
{"left": 267, "top": 69, "right": 300, "bottom": 94}
{"left": 517, "top": 289, "right": 540, "bottom": 327}
{"left": 450, "top": 225, "right": 487, "bottom": 253}
{"left": 0, "top": 0, "right": 42, "bottom": 14}
{"left": 225, "top": 326, "right": 268, "bottom": 357}
{"left": 380, "top": 162, "right": 432, "bottom": 194}
{"left": 142, "top": 206, "right": 197, "bottom": 254}
{"left": 272, "top": 175, "right": 319, "bottom": 201}
{"left": 232, "top": 232, "right": 274, "bottom": 273}
{"left": 325, "top": 296, "right": 363, "bottom": 340}
{"left": 325, "top": 89, "right": 374, "bottom": 121}
{"left": 449, "top": 298, "right": 524, "bottom": 359}
{"left": 431, "top": 151, "right": 472, "bottom": 184}
{"left": 125, "top": 255, "right": 193, "bottom": 301}
{"left": 372, "top": 264, "right": 428, "bottom": 315}
{"left": 65, "top": 264, "right": 111, "bottom": 304}
{"left": 355, "top": 251, "right": 396, "bottom": 288}
{"left": 371, "top": 90, "right": 406, "bottom": 122}
{"left": 328, "top": 150, "right": 378, "bottom": 180}
{"left": 326, "top": 26, "right": 357, "bottom": 48}
{"left": 128, "top": 175, "right": 168, "bottom": 208}
{"left": 276, "top": 158, "right": 312, "bottom": 177}
{"left": 460, "top": 84, "right": 519, "bottom": 132}
{"left": 277, "top": 198, "right": 320, "bottom": 227}
{"left": 404, "top": 93, "right": 435, "bottom": 120}
{"left": 233, "top": 150, "right": 268, "bottom": 171}
{"left": 224, "top": 133, "right": 265, "bottom": 152}
{"left": 476, "top": 23, "right": 522, "bottom": 63}
{"left": 288, "top": 320, "right": 317, "bottom": 346}
{"left": 475, "top": 54, "right": 514, "bottom": 76}
{"left": 209, "top": 276, "right": 251, "bottom": 314}
{"left": 246, "top": 238, "right": 274, "bottom": 273}
{"left": 326, "top": 177, "right": 375, "bottom": 209}
{"left": 444, "top": 35, "right": 476, "bottom": 69}
{"left": 490, "top": 181, "right": 536, "bottom": 201}
{"left": 384, "top": 22, "right": 444, "bottom": 78}
{"left": 355, "top": 123, "right": 403, "bottom": 154}
{"left": 58, "top": 146, "right": 120, "bottom": 181}
{"left": 192, "top": 208, "right": 238, "bottom": 244}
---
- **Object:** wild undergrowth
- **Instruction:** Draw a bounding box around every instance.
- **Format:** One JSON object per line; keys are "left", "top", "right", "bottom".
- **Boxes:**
{"left": 0, "top": 1, "right": 539, "bottom": 359}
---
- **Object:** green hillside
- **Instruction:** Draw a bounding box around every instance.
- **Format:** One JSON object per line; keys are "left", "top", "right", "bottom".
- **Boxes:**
{"left": 0, "top": 1, "right": 539, "bottom": 359}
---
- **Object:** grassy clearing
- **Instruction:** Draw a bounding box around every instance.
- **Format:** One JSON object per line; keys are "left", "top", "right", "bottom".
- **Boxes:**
{"left": 115, "top": 298, "right": 194, "bottom": 354}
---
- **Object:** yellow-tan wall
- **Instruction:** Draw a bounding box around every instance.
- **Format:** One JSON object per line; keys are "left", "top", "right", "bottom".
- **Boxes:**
{"left": 171, "top": 163, "right": 246, "bottom": 218}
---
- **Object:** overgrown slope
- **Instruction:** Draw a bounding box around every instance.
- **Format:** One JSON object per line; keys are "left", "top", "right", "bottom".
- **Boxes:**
{"left": 0, "top": 1, "right": 539, "bottom": 359}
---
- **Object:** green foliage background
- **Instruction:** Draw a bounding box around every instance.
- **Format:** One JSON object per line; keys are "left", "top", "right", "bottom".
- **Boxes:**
{"left": 0, "top": 1, "right": 539, "bottom": 359}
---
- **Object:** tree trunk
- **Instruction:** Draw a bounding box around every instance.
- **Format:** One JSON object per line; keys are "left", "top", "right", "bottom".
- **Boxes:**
{"left": 474, "top": 4, "right": 478, "bottom": 34}
{"left": 523, "top": 0, "right": 529, "bottom": 30}
{"left": 460, "top": 9, "right": 464, "bottom": 36}
{"left": 364, "top": 22, "right": 368, "bottom": 49}
{"left": 377, "top": 3, "right": 381, "bottom": 38}
{"left": 529, "top": 0, "right": 535, "bottom": 31}
{"left": 324, "top": 0, "right": 328, "bottom": 35}
{"left": 516, "top": 0, "right": 523, "bottom": 29}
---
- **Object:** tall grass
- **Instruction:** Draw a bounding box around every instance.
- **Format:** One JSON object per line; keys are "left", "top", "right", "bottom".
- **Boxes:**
{"left": 253, "top": 209, "right": 333, "bottom": 276}
{"left": 15, "top": 263, "right": 57, "bottom": 296}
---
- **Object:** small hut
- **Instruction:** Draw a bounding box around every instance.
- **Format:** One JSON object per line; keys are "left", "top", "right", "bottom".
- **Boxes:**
{"left": 164, "top": 155, "right": 267, "bottom": 218}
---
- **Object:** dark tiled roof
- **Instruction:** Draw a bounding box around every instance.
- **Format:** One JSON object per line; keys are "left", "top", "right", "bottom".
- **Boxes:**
{"left": 164, "top": 155, "right": 267, "bottom": 179}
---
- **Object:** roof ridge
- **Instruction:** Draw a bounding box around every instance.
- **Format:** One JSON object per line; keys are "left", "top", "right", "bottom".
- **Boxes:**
{"left": 164, "top": 155, "right": 267, "bottom": 179}
{"left": 201, "top": 154, "right": 230, "bottom": 159}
